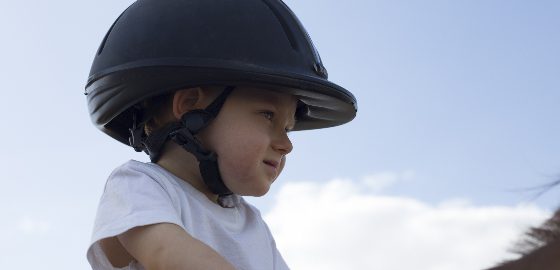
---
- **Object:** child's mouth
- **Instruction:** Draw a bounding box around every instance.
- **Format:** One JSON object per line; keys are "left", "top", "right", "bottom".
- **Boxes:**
{"left": 263, "top": 160, "right": 278, "bottom": 169}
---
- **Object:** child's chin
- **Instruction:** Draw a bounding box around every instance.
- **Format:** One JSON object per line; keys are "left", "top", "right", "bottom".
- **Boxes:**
{"left": 242, "top": 186, "right": 271, "bottom": 197}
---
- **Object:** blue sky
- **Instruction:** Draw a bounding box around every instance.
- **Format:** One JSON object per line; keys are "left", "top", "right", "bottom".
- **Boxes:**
{"left": 282, "top": 0, "right": 560, "bottom": 209}
{"left": 1, "top": 1, "right": 559, "bottom": 269}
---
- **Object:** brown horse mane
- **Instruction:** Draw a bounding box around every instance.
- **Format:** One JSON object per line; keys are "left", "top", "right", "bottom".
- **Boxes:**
{"left": 511, "top": 179, "right": 560, "bottom": 256}
{"left": 487, "top": 178, "right": 560, "bottom": 270}
{"left": 487, "top": 206, "right": 560, "bottom": 269}
{"left": 512, "top": 208, "right": 560, "bottom": 255}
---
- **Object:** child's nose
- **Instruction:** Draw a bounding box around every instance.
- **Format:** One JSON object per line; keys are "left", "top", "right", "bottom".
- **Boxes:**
{"left": 272, "top": 132, "right": 293, "bottom": 155}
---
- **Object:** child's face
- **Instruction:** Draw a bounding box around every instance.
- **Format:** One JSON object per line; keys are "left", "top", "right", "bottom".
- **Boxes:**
{"left": 198, "top": 87, "right": 298, "bottom": 197}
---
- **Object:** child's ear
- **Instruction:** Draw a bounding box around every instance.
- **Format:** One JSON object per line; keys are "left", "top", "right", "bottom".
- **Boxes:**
{"left": 172, "top": 87, "right": 205, "bottom": 119}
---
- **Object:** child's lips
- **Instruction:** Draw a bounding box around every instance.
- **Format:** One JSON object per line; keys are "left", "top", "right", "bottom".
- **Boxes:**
{"left": 263, "top": 160, "right": 279, "bottom": 169}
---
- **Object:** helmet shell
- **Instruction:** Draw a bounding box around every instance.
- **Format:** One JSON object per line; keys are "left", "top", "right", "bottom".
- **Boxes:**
{"left": 86, "top": 0, "right": 357, "bottom": 145}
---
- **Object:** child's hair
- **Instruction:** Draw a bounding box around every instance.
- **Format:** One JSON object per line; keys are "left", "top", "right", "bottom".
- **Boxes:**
{"left": 141, "top": 92, "right": 174, "bottom": 136}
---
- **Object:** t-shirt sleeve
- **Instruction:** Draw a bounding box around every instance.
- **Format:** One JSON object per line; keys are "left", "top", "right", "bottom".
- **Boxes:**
{"left": 87, "top": 162, "right": 184, "bottom": 269}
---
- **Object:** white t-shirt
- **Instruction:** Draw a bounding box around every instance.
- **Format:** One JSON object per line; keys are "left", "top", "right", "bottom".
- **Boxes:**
{"left": 87, "top": 160, "right": 289, "bottom": 270}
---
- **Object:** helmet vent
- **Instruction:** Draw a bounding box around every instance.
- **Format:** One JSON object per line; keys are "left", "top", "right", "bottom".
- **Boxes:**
{"left": 314, "top": 63, "right": 328, "bottom": 78}
{"left": 259, "top": 0, "right": 299, "bottom": 51}
{"left": 261, "top": 0, "right": 329, "bottom": 79}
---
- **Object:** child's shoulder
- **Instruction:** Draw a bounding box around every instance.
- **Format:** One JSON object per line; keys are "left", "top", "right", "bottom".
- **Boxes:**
{"left": 105, "top": 160, "right": 204, "bottom": 199}
{"left": 109, "top": 159, "right": 156, "bottom": 177}
{"left": 105, "top": 160, "right": 172, "bottom": 187}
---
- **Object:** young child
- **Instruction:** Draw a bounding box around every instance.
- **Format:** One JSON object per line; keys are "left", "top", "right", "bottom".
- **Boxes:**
{"left": 85, "top": 0, "right": 357, "bottom": 269}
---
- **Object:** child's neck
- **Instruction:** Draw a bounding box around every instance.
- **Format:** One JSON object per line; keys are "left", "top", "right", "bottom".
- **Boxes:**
{"left": 156, "top": 143, "right": 220, "bottom": 204}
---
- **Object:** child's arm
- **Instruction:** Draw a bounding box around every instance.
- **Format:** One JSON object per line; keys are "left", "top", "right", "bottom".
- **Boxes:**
{"left": 115, "top": 223, "right": 237, "bottom": 270}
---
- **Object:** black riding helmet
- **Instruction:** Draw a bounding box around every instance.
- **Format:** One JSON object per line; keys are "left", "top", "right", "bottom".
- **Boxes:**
{"left": 85, "top": 0, "right": 357, "bottom": 205}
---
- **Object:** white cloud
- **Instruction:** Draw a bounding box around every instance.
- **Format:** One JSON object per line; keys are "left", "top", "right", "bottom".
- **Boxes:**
{"left": 362, "top": 171, "right": 415, "bottom": 192}
{"left": 17, "top": 216, "right": 52, "bottom": 235}
{"left": 265, "top": 177, "right": 551, "bottom": 270}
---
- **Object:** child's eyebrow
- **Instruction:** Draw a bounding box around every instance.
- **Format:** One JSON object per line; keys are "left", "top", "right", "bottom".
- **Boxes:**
{"left": 255, "top": 97, "right": 298, "bottom": 124}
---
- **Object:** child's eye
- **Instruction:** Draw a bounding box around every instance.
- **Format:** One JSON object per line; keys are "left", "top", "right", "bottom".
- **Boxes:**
{"left": 260, "top": 111, "right": 274, "bottom": 120}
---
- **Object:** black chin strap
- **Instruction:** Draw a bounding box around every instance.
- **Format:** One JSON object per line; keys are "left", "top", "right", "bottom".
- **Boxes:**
{"left": 129, "top": 86, "right": 235, "bottom": 207}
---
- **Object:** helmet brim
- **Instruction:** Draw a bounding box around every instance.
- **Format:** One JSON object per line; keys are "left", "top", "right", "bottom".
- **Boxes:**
{"left": 86, "top": 63, "right": 357, "bottom": 145}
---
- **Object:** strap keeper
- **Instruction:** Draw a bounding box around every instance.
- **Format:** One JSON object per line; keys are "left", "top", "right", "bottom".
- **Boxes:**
{"left": 128, "top": 108, "right": 146, "bottom": 152}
